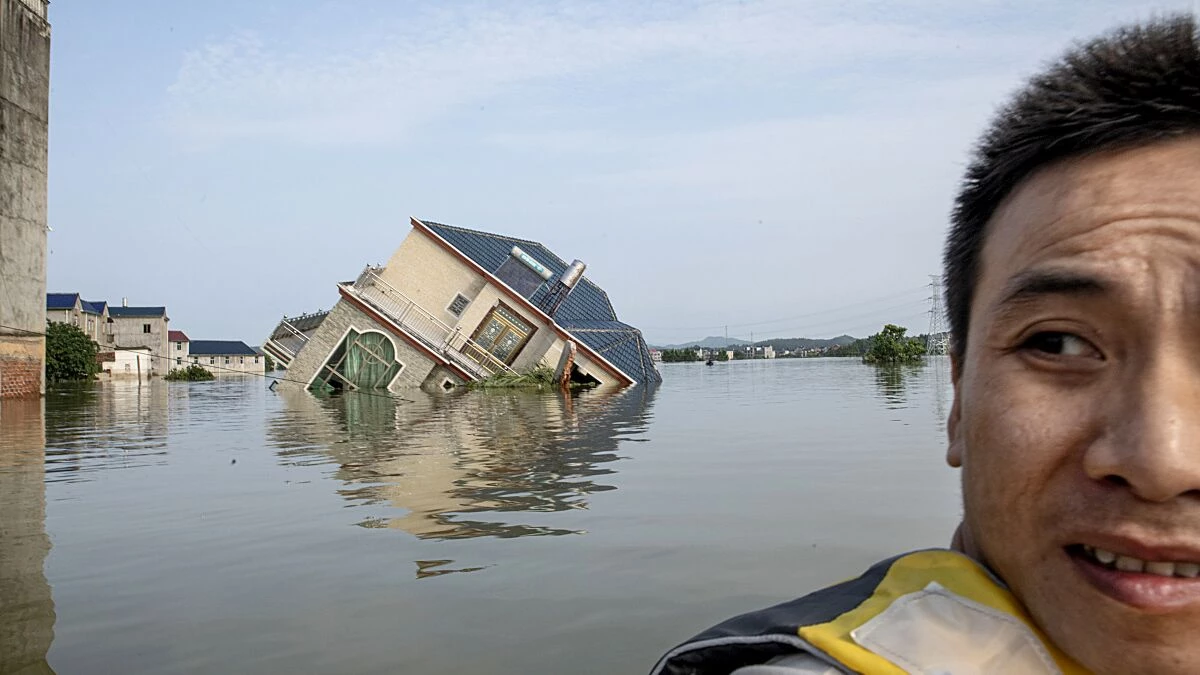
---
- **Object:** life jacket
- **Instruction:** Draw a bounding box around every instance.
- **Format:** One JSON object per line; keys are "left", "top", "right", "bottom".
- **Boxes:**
{"left": 649, "top": 549, "right": 1088, "bottom": 675}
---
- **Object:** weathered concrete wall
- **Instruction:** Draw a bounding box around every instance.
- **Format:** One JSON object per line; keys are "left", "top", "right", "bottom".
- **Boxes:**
{"left": 282, "top": 299, "right": 438, "bottom": 392}
{"left": 0, "top": 0, "right": 50, "bottom": 398}
{"left": 109, "top": 316, "right": 169, "bottom": 375}
{"left": 0, "top": 396, "right": 55, "bottom": 673}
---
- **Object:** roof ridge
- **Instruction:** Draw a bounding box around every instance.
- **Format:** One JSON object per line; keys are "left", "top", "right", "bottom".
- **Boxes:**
{"left": 420, "top": 218, "right": 544, "bottom": 249}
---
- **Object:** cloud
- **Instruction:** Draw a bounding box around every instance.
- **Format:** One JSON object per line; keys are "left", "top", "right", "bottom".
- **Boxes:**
{"left": 164, "top": 0, "right": 1121, "bottom": 148}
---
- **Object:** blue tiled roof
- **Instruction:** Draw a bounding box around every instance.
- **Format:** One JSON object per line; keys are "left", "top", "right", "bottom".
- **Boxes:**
{"left": 108, "top": 306, "right": 167, "bottom": 318}
{"left": 557, "top": 320, "right": 662, "bottom": 385}
{"left": 81, "top": 300, "right": 107, "bottom": 315}
{"left": 189, "top": 340, "right": 258, "bottom": 356}
{"left": 46, "top": 293, "right": 79, "bottom": 310}
{"left": 419, "top": 219, "right": 661, "bottom": 385}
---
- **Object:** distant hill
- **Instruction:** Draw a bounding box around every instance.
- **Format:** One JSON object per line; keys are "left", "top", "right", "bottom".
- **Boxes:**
{"left": 652, "top": 334, "right": 858, "bottom": 350}
{"left": 654, "top": 336, "right": 751, "bottom": 350}
{"left": 754, "top": 335, "right": 858, "bottom": 351}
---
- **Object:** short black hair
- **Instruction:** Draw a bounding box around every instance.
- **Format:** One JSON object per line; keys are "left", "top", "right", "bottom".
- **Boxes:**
{"left": 945, "top": 14, "right": 1200, "bottom": 362}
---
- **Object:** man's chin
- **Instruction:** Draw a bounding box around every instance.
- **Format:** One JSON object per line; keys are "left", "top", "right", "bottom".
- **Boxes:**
{"left": 1020, "top": 546, "right": 1200, "bottom": 675}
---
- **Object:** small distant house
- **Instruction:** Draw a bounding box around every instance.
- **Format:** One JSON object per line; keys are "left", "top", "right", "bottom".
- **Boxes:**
{"left": 168, "top": 330, "right": 190, "bottom": 369}
{"left": 266, "top": 217, "right": 660, "bottom": 392}
{"left": 108, "top": 303, "right": 169, "bottom": 376}
{"left": 100, "top": 346, "right": 152, "bottom": 379}
{"left": 763, "top": 345, "right": 776, "bottom": 359}
{"left": 188, "top": 340, "right": 266, "bottom": 376}
{"left": 46, "top": 293, "right": 112, "bottom": 345}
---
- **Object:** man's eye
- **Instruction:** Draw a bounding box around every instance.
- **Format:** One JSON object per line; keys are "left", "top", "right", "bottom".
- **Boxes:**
{"left": 1020, "top": 332, "right": 1098, "bottom": 358}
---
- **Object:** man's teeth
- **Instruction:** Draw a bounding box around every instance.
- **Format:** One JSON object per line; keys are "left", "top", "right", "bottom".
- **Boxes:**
{"left": 1082, "top": 545, "right": 1200, "bottom": 578}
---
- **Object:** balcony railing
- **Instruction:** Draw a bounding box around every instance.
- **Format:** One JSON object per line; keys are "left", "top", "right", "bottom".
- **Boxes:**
{"left": 343, "top": 266, "right": 515, "bottom": 379}
{"left": 263, "top": 316, "right": 315, "bottom": 368}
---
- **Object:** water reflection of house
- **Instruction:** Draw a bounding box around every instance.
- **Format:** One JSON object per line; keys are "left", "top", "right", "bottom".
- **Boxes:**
{"left": 0, "top": 397, "right": 56, "bottom": 674}
{"left": 268, "top": 385, "right": 656, "bottom": 541}
{"left": 265, "top": 218, "right": 660, "bottom": 392}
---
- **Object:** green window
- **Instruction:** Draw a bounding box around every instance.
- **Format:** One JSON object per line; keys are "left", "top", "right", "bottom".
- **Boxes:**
{"left": 310, "top": 329, "right": 404, "bottom": 392}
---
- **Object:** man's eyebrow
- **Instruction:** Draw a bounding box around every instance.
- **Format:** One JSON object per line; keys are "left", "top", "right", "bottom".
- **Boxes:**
{"left": 996, "top": 269, "right": 1110, "bottom": 310}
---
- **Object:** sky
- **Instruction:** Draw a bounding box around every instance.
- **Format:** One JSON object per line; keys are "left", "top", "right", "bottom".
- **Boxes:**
{"left": 45, "top": 0, "right": 1199, "bottom": 347}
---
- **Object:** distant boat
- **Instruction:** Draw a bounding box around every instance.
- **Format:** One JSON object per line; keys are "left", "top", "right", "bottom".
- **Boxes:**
{"left": 705, "top": 358, "right": 714, "bottom": 366}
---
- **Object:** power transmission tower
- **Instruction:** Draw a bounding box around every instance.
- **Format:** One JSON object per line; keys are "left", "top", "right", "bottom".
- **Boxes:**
{"left": 927, "top": 274, "right": 950, "bottom": 356}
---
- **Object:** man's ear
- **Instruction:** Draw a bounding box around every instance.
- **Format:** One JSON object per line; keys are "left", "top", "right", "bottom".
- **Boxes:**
{"left": 946, "top": 353, "right": 964, "bottom": 468}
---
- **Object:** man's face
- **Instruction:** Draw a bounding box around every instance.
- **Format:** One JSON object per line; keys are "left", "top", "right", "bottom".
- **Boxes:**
{"left": 950, "top": 137, "right": 1200, "bottom": 674}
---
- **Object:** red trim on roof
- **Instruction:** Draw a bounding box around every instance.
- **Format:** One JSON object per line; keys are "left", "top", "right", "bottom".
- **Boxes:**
{"left": 168, "top": 330, "right": 190, "bottom": 342}
{"left": 337, "top": 286, "right": 475, "bottom": 382}
{"left": 409, "top": 217, "right": 635, "bottom": 386}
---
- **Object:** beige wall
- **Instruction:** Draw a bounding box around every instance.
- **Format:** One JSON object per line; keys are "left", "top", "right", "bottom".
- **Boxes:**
{"left": 378, "top": 230, "right": 564, "bottom": 374}
{"left": 46, "top": 305, "right": 111, "bottom": 345}
{"left": 189, "top": 353, "right": 267, "bottom": 376}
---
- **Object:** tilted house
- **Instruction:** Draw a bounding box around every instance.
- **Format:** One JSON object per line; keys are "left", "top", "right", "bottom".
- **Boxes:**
{"left": 266, "top": 217, "right": 660, "bottom": 392}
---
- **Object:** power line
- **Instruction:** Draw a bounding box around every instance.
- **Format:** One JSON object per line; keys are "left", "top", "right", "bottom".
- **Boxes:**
{"left": 637, "top": 282, "right": 930, "bottom": 332}
{"left": 741, "top": 297, "right": 931, "bottom": 341}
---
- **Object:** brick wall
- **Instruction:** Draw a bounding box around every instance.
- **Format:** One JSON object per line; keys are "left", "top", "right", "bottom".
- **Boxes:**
{"left": 0, "top": 356, "right": 41, "bottom": 399}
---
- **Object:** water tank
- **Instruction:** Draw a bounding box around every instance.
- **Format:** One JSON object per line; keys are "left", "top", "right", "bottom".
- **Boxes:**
{"left": 558, "top": 260, "right": 587, "bottom": 289}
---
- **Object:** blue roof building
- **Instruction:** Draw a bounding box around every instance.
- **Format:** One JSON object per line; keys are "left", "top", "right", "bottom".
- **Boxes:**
{"left": 108, "top": 306, "right": 167, "bottom": 318}
{"left": 189, "top": 340, "right": 258, "bottom": 356}
{"left": 268, "top": 216, "right": 660, "bottom": 392}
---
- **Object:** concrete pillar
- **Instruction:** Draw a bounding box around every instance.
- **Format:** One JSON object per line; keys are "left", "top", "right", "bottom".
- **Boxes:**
{"left": 0, "top": 0, "right": 50, "bottom": 398}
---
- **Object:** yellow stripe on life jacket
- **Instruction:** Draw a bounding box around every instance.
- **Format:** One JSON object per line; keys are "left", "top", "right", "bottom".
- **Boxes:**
{"left": 797, "top": 550, "right": 1088, "bottom": 674}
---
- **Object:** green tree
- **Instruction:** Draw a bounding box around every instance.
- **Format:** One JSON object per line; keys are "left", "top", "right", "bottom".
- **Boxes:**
{"left": 862, "top": 324, "right": 926, "bottom": 365}
{"left": 45, "top": 321, "right": 100, "bottom": 382}
{"left": 660, "top": 349, "right": 700, "bottom": 363}
{"left": 263, "top": 352, "right": 276, "bottom": 371}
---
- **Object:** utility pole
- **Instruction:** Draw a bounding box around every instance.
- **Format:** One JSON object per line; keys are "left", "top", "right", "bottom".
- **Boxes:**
{"left": 927, "top": 274, "right": 950, "bottom": 356}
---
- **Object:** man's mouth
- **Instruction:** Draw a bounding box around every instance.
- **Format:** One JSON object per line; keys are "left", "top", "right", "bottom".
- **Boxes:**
{"left": 1073, "top": 544, "right": 1200, "bottom": 578}
{"left": 1066, "top": 543, "right": 1200, "bottom": 611}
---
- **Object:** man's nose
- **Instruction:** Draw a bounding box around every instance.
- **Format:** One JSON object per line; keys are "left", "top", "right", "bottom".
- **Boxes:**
{"left": 1084, "top": 349, "right": 1200, "bottom": 502}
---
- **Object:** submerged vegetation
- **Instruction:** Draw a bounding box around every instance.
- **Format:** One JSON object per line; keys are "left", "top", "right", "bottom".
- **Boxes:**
{"left": 467, "top": 366, "right": 557, "bottom": 390}
{"left": 165, "top": 364, "right": 216, "bottom": 381}
{"left": 862, "top": 324, "right": 927, "bottom": 365}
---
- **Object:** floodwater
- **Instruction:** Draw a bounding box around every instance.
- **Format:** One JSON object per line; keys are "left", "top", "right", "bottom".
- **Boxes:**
{"left": 0, "top": 357, "right": 959, "bottom": 675}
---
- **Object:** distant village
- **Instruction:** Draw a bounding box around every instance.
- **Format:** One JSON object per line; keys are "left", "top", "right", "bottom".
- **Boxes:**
{"left": 651, "top": 344, "right": 837, "bottom": 363}
{"left": 44, "top": 293, "right": 265, "bottom": 380}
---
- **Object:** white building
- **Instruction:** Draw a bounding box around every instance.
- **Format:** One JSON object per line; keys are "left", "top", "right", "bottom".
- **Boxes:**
{"left": 100, "top": 347, "right": 153, "bottom": 379}
{"left": 168, "top": 330, "right": 190, "bottom": 370}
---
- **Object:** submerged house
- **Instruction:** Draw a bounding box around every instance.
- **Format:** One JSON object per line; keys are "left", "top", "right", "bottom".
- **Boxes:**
{"left": 265, "top": 218, "right": 660, "bottom": 392}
